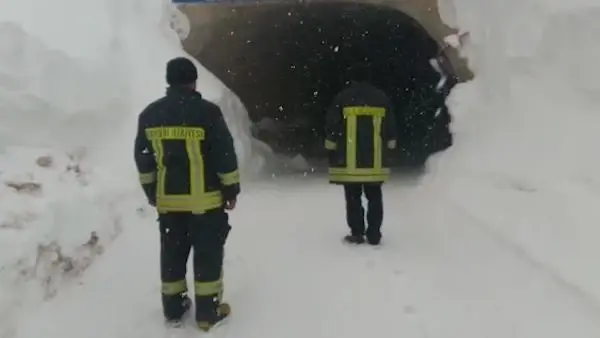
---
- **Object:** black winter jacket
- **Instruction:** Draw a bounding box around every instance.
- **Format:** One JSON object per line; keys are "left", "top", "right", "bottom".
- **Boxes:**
{"left": 134, "top": 86, "right": 240, "bottom": 213}
{"left": 324, "top": 81, "right": 398, "bottom": 184}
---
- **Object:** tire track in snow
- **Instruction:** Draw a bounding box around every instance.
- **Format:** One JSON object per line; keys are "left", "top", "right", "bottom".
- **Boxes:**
{"left": 444, "top": 197, "right": 600, "bottom": 316}
{"left": 370, "top": 186, "right": 600, "bottom": 338}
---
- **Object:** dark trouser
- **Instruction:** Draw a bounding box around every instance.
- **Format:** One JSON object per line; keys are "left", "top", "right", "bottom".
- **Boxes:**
{"left": 159, "top": 209, "right": 231, "bottom": 323}
{"left": 343, "top": 183, "right": 383, "bottom": 240}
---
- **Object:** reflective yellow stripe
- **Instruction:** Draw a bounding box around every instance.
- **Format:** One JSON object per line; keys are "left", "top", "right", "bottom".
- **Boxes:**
{"left": 187, "top": 136, "right": 204, "bottom": 197}
{"left": 328, "top": 167, "right": 390, "bottom": 182}
{"left": 373, "top": 116, "right": 383, "bottom": 170}
{"left": 162, "top": 280, "right": 187, "bottom": 295}
{"left": 218, "top": 170, "right": 240, "bottom": 186}
{"left": 343, "top": 106, "right": 386, "bottom": 117}
{"left": 194, "top": 279, "right": 223, "bottom": 296}
{"left": 329, "top": 173, "right": 389, "bottom": 182}
{"left": 331, "top": 107, "right": 390, "bottom": 183}
{"left": 343, "top": 106, "right": 387, "bottom": 170}
{"left": 388, "top": 139, "right": 397, "bottom": 149}
{"left": 145, "top": 126, "right": 221, "bottom": 214}
{"left": 146, "top": 127, "right": 204, "bottom": 141}
{"left": 139, "top": 172, "right": 156, "bottom": 184}
{"left": 324, "top": 139, "right": 336, "bottom": 150}
{"left": 156, "top": 191, "right": 223, "bottom": 214}
{"left": 152, "top": 139, "right": 166, "bottom": 197}
{"left": 329, "top": 167, "right": 390, "bottom": 175}
{"left": 345, "top": 115, "right": 357, "bottom": 169}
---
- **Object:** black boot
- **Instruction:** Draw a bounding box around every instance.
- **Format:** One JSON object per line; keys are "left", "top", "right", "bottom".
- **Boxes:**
{"left": 343, "top": 234, "right": 365, "bottom": 244}
{"left": 366, "top": 235, "right": 381, "bottom": 245}
{"left": 366, "top": 228, "right": 382, "bottom": 245}
{"left": 197, "top": 302, "right": 231, "bottom": 332}
{"left": 164, "top": 296, "right": 192, "bottom": 328}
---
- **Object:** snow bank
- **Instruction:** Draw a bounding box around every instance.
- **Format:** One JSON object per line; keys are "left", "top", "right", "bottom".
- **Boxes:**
{"left": 0, "top": 0, "right": 255, "bottom": 334}
{"left": 0, "top": 0, "right": 254, "bottom": 168}
{"left": 0, "top": 148, "right": 150, "bottom": 337}
{"left": 429, "top": 0, "right": 600, "bottom": 303}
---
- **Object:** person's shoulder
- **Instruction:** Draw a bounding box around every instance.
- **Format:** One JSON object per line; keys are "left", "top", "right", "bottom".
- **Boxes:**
{"left": 194, "top": 95, "right": 223, "bottom": 118}
{"left": 139, "top": 96, "right": 167, "bottom": 119}
{"left": 203, "top": 100, "right": 222, "bottom": 114}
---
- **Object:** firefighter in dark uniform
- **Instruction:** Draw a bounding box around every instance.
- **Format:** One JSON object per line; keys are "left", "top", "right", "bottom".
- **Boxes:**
{"left": 324, "top": 65, "right": 398, "bottom": 245}
{"left": 134, "top": 57, "right": 240, "bottom": 331}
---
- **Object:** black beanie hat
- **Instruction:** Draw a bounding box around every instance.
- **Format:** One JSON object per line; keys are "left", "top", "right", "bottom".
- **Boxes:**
{"left": 166, "top": 57, "right": 198, "bottom": 86}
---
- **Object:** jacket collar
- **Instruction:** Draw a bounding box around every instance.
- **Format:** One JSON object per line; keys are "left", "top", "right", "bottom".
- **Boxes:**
{"left": 166, "top": 86, "right": 201, "bottom": 98}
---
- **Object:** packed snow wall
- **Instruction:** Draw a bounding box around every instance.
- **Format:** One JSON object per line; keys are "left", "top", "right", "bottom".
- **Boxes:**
{"left": 429, "top": 0, "right": 600, "bottom": 304}
{"left": 0, "top": 0, "right": 256, "bottom": 334}
{"left": 174, "top": 0, "right": 470, "bottom": 170}
{"left": 0, "top": 0, "right": 257, "bottom": 174}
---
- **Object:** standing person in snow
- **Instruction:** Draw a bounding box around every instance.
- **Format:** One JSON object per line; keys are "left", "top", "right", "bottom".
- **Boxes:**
{"left": 133, "top": 57, "right": 240, "bottom": 331}
{"left": 324, "top": 64, "right": 398, "bottom": 245}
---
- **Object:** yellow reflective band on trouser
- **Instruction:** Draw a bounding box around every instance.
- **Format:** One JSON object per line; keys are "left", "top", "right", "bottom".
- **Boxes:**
{"left": 139, "top": 172, "right": 156, "bottom": 184}
{"left": 330, "top": 174, "right": 389, "bottom": 182}
{"left": 194, "top": 278, "right": 223, "bottom": 296}
{"left": 324, "top": 139, "right": 337, "bottom": 150}
{"left": 156, "top": 191, "right": 223, "bottom": 214}
{"left": 329, "top": 167, "right": 390, "bottom": 183}
{"left": 162, "top": 280, "right": 187, "bottom": 295}
{"left": 218, "top": 170, "right": 240, "bottom": 186}
{"left": 388, "top": 140, "right": 397, "bottom": 149}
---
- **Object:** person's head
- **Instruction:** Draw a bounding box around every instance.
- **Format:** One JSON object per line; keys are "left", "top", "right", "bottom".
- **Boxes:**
{"left": 166, "top": 57, "right": 198, "bottom": 89}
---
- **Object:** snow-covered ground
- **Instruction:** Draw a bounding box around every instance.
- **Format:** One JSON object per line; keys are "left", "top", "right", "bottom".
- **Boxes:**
{"left": 1, "top": 0, "right": 600, "bottom": 337}
{"left": 11, "top": 179, "right": 600, "bottom": 338}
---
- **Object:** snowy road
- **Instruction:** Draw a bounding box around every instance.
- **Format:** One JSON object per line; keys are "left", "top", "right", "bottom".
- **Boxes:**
{"left": 14, "top": 178, "right": 600, "bottom": 338}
